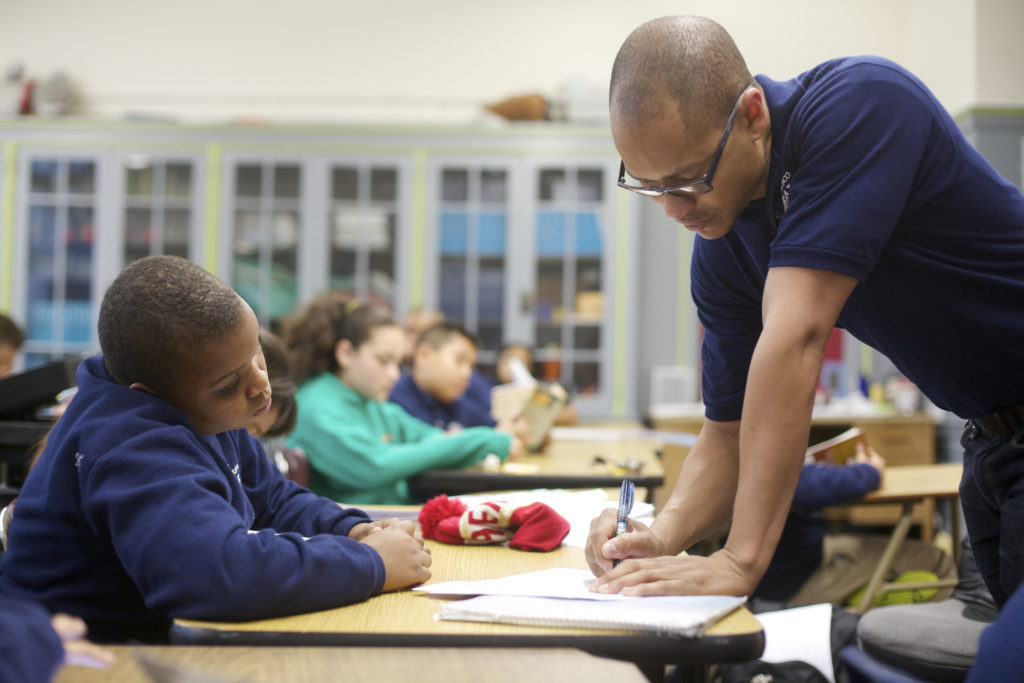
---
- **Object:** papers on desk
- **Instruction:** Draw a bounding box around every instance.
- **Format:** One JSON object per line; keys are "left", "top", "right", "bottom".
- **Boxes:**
{"left": 417, "top": 567, "right": 625, "bottom": 601}
{"left": 452, "top": 488, "right": 655, "bottom": 549}
{"left": 419, "top": 568, "right": 745, "bottom": 637}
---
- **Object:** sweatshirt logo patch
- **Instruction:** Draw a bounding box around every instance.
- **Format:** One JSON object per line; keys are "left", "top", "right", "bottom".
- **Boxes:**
{"left": 74, "top": 452, "right": 83, "bottom": 470}
{"left": 231, "top": 463, "right": 242, "bottom": 484}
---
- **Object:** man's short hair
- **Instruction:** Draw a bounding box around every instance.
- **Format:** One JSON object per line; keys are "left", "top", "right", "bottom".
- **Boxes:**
{"left": 610, "top": 15, "right": 753, "bottom": 135}
{"left": 98, "top": 255, "right": 244, "bottom": 393}
{"left": 416, "top": 322, "right": 478, "bottom": 354}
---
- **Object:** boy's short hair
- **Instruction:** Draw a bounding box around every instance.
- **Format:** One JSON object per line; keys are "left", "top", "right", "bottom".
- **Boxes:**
{"left": 259, "top": 329, "right": 297, "bottom": 437}
{"left": 0, "top": 313, "right": 24, "bottom": 349}
{"left": 416, "top": 322, "right": 478, "bottom": 355}
{"left": 98, "top": 256, "right": 244, "bottom": 394}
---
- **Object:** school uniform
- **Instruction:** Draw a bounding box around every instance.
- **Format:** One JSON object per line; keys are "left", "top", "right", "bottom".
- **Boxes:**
{"left": 0, "top": 355, "right": 385, "bottom": 642}
{"left": 0, "top": 597, "right": 63, "bottom": 683}
{"left": 388, "top": 371, "right": 496, "bottom": 429}
{"left": 289, "top": 372, "right": 511, "bottom": 505}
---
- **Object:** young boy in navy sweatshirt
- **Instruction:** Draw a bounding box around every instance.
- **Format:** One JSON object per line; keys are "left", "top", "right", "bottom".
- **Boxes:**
{"left": 0, "top": 255, "right": 432, "bottom": 642}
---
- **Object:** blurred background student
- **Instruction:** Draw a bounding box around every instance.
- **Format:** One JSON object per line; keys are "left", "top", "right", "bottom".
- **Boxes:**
{"left": 284, "top": 293, "right": 522, "bottom": 505}
{"left": 389, "top": 322, "right": 528, "bottom": 446}
{"left": 0, "top": 313, "right": 25, "bottom": 377}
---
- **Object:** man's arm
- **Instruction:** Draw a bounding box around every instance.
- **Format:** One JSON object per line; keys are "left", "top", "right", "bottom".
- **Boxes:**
{"left": 586, "top": 418, "right": 740, "bottom": 574}
{"left": 724, "top": 265, "right": 858, "bottom": 588}
{"left": 592, "top": 265, "right": 856, "bottom": 596}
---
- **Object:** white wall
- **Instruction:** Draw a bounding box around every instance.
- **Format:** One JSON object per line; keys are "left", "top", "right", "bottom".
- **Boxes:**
{"left": 1, "top": 0, "right": 1014, "bottom": 124}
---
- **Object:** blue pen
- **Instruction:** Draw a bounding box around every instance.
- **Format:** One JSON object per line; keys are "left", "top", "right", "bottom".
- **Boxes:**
{"left": 612, "top": 480, "right": 635, "bottom": 568}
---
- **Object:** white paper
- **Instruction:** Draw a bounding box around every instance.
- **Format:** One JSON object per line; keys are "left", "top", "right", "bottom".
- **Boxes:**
{"left": 756, "top": 603, "right": 836, "bottom": 683}
{"left": 415, "top": 567, "right": 628, "bottom": 601}
{"left": 438, "top": 593, "right": 747, "bottom": 637}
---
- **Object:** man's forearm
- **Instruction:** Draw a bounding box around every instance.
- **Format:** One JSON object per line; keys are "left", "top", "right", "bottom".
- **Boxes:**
{"left": 724, "top": 326, "right": 822, "bottom": 579}
{"left": 650, "top": 420, "right": 740, "bottom": 555}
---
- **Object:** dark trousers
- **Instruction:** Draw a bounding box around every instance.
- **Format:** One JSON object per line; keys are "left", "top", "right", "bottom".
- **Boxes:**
{"left": 960, "top": 421, "right": 1024, "bottom": 608}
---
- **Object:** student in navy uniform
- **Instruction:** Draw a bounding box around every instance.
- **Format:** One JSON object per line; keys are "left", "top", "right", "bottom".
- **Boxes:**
{"left": 755, "top": 442, "right": 952, "bottom": 608}
{"left": 0, "top": 256, "right": 432, "bottom": 642}
{"left": 587, "top": 16, "right": 1024, "bottom": 607}
{"left": 389, "top": 323, "right": 528, "bottom": 441}
{"left": 0, "top": 598, "right": 114, "bottom": 682}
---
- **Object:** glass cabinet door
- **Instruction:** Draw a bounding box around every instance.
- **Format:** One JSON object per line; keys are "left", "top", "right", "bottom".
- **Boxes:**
{"left": 122, "top": 157, "right": 199, "bottom": 264}
{"left": 328, "top": 163, "right": 402, "bottom": 308}
{"left": 532, "top": 165, "right": 608, "bottom": 399}
{"left": 20, "top": 156, "right": 100, "bottom": 366}
{"left": 229, "top": 161, "right": 302, "bottom": 327}
{"left": 436, "top": 166, "right": 510, "bottom": 366}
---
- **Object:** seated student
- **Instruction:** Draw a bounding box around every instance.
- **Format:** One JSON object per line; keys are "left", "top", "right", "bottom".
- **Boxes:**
{"left": 389, "top": 322, "right": 503, "bottom": 430}
{"left": 400, "top": 306, "right": 443, "bottom": 367}
{"left": 0, "top": 256, "right": 431, "bottom": 643}
{"left": 247, "top": 328, "right": 297, "bottom": 441}
{"left": 284, "top": 293, "right": 523, "bottom": 505}
{"left": 0, "top": 599, "right": 115, "bottom": 682}
{"left": 754, "top": 441, "right": 953, "bottom": 608}
{"left": 0, "top": 312, "right": 25, "bottom": 377}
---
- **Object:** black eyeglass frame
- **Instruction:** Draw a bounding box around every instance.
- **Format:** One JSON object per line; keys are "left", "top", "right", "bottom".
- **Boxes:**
{"left": 616, "top": 85, "right": 754, "bottom": 198}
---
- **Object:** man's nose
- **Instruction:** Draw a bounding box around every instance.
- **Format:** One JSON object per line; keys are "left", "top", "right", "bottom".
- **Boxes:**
{"left": 657, "top": 193, "right": 697, "bottom": 221}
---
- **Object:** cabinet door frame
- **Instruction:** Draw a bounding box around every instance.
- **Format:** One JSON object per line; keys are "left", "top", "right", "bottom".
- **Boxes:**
{"left": 12, "top": 149, "right": 113, "bottom": 363}
{"left": 113, "top": 151, "right": 207, "bottom": 269}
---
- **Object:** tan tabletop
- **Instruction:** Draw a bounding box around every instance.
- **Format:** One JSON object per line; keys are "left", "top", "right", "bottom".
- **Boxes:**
{"left": 55, "top": 645, "right": 650, "bottom": 683}
{"left": 828, "top": 463, "right": 963, "bottom": 613}
{"left": 409, "top": 436, "right": 665, "bottom": 501}
{"left": 175, "top": 542, "right": 763, "bottom": 675}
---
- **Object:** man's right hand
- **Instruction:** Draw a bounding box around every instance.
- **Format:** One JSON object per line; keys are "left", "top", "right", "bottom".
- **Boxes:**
{"left": 584, "top": 507, "right": 670, "bottom": 576}
{"left": 360, "top": 527, "right": 433, "bottom": 592}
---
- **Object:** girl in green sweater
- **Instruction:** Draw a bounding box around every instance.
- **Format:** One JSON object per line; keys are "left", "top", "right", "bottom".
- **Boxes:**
{"left": 284, "top": 293, "right": 522, "bottom": 504}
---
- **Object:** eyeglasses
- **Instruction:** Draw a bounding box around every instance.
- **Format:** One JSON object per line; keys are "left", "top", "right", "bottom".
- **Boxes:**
{"left": 617, "top": 86, "right": 753, "bottom": 198}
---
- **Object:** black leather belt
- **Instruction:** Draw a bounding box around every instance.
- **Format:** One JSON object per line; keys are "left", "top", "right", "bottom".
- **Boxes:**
{"left": 974, "top": 403, "right": 1024, "bottom": 438}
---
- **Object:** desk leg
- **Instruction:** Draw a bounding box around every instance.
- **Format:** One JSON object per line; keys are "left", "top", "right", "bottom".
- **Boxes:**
{"left": 951, "top": 496, "right": 962, "bottom": 568}
{"left": 853, "top": 502, "right": 914, "bottom": 615}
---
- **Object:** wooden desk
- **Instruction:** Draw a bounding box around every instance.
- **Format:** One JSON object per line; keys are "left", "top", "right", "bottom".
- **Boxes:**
{"left": 410, "top": 437, "right": 665, "bottom": 503}
{"left": 829, "top": 463, "right": 963, "bottom": 614}
{"left": 175, "top": 543, "right": 763, "bottom": 681}
{"left": 651, "top": 413, "right": 940, "bottom": 534}
{"left": 55, "top": 645, "right": 649, "bottom": 683}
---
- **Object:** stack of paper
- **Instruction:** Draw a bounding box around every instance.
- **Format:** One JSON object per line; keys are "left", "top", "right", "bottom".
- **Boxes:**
{"left": 416, "top": 568, "right": 745, "bottom": 637}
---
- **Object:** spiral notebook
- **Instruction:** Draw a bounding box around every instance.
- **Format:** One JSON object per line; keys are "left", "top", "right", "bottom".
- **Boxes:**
{"left": 437, "top": 593, "right": 746, "bottom": 637}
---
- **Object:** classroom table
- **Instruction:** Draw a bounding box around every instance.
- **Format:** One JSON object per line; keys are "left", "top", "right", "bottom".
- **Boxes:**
{"left": 828, "top": 463, "right": 964, "bottom": 614}
{"left": 409, "top": 435, "right": 665, "bottom": 503}
{"left": 174, "top": 543, "right": 764, "bottom": 682}
{"left": 55, "top": 645, "right": 650, "bottom": 683}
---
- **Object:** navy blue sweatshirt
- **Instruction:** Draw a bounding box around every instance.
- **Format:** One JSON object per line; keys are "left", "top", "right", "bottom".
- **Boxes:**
{"left": 754, "top": 462, "right": 881, "bottom": 602}
{"left": 0, "top": 598, "right": 63, "bottom": 682}
{"left": 0, "top": 355, "right": 385, "bottom": 642}
{"left": 388, "top": 371, "right": 496, "bottom": 429}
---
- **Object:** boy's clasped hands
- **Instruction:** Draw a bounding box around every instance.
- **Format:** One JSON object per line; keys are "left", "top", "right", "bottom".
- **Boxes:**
{"left": 349, "top": 517, "right": 433, "bottom": 592}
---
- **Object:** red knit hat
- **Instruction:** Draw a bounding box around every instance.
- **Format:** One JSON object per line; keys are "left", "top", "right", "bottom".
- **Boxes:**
{"left": 418, "top": 495, "right": 570, "bottom": 552}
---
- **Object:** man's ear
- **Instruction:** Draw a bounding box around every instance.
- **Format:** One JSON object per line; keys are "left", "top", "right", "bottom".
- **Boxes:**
{"left": 128, "top": 382, "right": 159, "bottom": 397}
{"left": 334, "top": 339, "right": 354, "bottom": 372}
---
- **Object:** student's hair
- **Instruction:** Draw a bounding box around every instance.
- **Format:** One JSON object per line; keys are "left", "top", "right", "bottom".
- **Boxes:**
{"left": 416, "top": 322, "right": 478, "bottom": 353}
{"left": 283, "top": 292, "right": 395, "bottom": 385}
{"left": 610, "top": 15, "right": 752, "bottom": 135}
{"left": 0, "top": 313, "right": 24, "bottom": 349}
{"left": 98, "top": 255, "right": 244, "bottom": 394}
{"left": 259, "top": 328, "right": 297, "bottom": 437}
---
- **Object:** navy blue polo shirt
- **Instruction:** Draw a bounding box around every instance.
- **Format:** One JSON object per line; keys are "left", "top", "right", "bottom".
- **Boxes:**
{"left": 695, "top": 57, "right": 1024, "bottom": 421}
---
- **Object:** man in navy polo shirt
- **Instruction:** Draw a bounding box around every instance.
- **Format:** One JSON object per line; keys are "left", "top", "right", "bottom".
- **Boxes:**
{"left": 586, "top": 15, "right": 1024, "bottom": 609}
